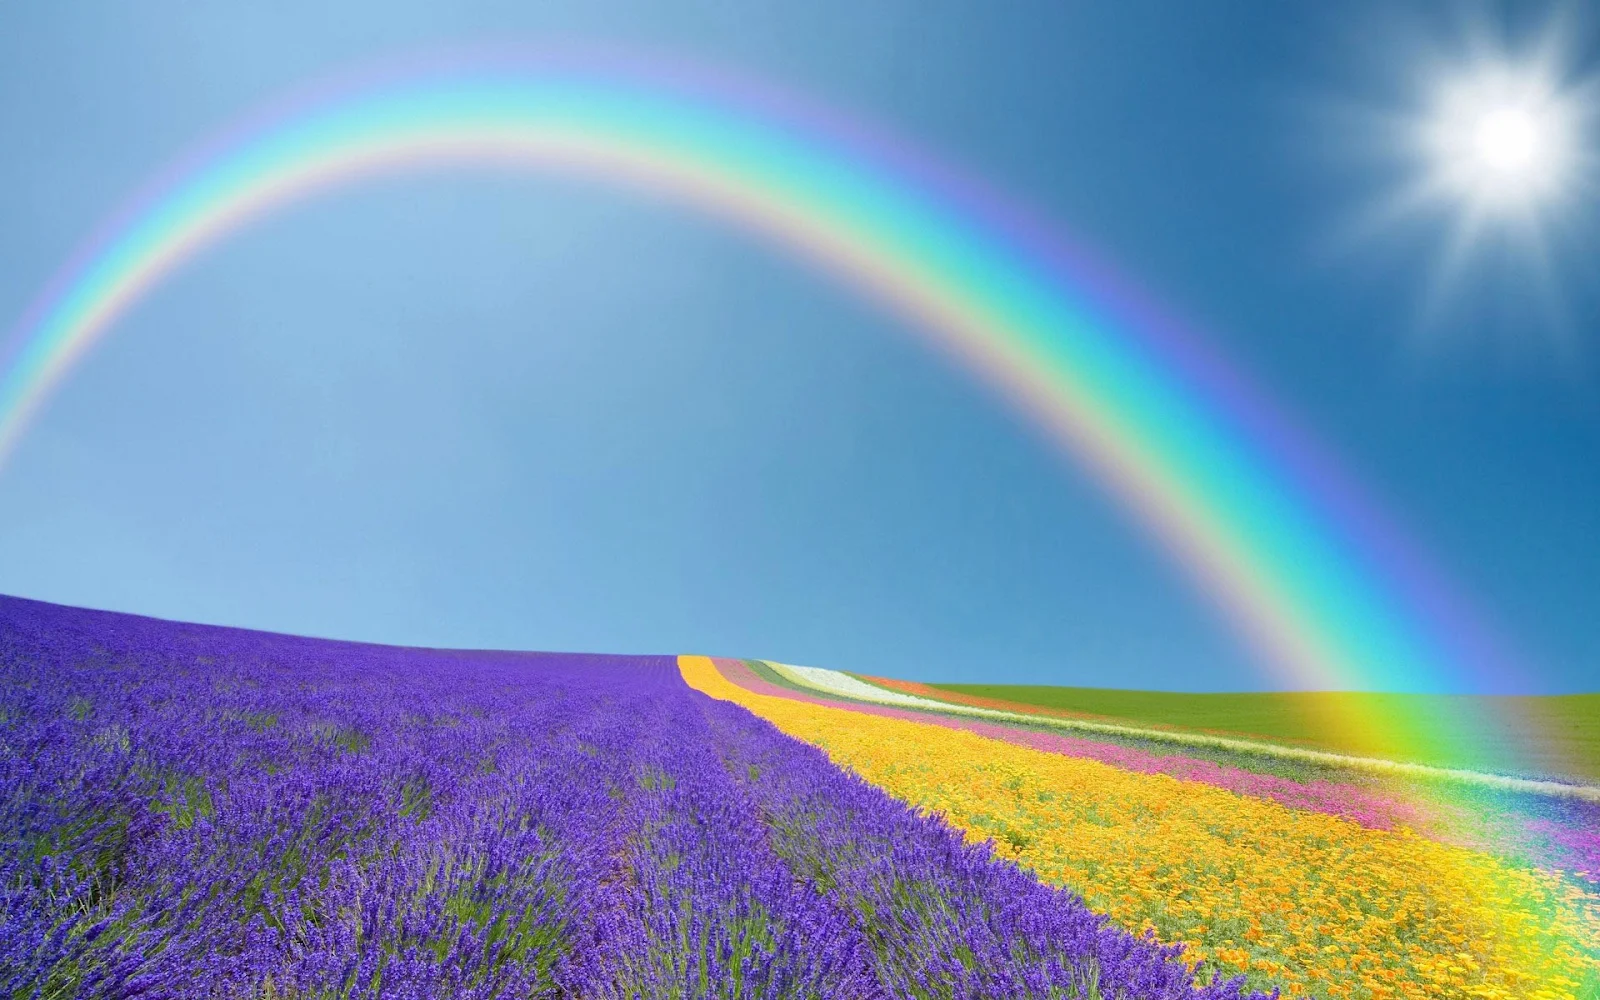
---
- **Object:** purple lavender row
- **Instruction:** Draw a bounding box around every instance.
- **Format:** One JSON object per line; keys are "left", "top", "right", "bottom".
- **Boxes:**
{"left": 1, "top": 594, "right": 1272, "bottom": 998}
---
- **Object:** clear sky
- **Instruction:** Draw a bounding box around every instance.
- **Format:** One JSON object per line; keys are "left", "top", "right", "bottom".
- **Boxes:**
{"left": 0, "top": 1, "right": 1595, "bottom": 692}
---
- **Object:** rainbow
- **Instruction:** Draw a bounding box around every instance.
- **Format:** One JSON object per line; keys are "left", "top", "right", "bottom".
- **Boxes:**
{"left": 0, "top": 55, "right": 1532, "bottom": 768}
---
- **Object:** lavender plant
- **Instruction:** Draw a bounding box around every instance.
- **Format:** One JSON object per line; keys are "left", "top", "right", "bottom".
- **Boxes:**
{"left": 0, "top": 595, "right": 1271, "bottom": 999}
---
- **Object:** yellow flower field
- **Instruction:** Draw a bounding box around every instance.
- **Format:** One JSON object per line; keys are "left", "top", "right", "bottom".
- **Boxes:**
{"left": 681, "top": 656, "right": 1600, "bottom": 999}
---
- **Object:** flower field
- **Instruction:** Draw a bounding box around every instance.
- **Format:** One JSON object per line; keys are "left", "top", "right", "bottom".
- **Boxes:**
{"left": 681, "top": 658, "right": 1600, "bottom": 999}
{"left": 731, "top": 661, "right": 1600, "bottom": 881}
{"left": 4, "top": 593, "right": 1597, "bottom": 999}
{"left": 1, "top": 596, "right": 1263, "bottom": 999}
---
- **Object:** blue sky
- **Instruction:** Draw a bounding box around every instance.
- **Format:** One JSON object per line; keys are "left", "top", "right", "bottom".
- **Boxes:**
{"left": 0, "top": 1, "right": 1595, "bottom": 692}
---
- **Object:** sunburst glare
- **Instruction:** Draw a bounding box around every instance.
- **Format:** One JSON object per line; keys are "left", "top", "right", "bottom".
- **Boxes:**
{"left": 1421, "top": 64, "right": 1577, "bottom": 211}
{"left": 1328, "top": 8, "right": 1599, "bottom": 353}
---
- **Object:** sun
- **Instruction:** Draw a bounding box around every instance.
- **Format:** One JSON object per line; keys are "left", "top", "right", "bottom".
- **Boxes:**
{"left": 1475, "top": 108, "right": 1540, "bottom": 171}
{"left": 1328, "top": 11, "right": 1598, "bottom": 345}
{"left": 1416, "top": 60, "right": 1580, "bottom": 216}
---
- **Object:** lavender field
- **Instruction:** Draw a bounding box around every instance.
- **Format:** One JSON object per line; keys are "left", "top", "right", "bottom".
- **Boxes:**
{"left": 0, "top": 595, "right": 1267, "bottom": 999}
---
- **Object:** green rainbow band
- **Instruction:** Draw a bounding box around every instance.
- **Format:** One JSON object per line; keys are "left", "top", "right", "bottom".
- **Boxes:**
{"left": 0, "top": 65, "right": 1516, "bottom": 765}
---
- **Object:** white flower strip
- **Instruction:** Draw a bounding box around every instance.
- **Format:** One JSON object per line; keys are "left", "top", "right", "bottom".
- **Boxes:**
{"left": 773, "top": 663, "right": 957, "bottom": 712}
{"left": 759, "top": 661, "right": 1600, "bottom": 803}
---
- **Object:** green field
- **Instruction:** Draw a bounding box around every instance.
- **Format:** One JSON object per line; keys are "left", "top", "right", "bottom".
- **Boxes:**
{"left": 930, "top": 684, "right": 1600, "bottom": 782}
